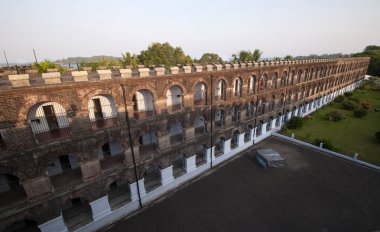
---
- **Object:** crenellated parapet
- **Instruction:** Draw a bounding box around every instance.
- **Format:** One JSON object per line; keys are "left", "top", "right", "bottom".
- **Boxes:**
{"left": 0, "top": 57, "right": 370, "bottom": 88}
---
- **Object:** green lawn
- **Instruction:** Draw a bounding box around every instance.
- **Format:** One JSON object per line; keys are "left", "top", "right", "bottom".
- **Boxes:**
{"left": 281, "top": 80, "right": 380, "bottom": 166}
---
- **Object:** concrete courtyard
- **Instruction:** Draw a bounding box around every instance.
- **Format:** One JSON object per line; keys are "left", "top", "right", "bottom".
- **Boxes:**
{"left": 103, "top": 137, "right": 380, "bottom": 232}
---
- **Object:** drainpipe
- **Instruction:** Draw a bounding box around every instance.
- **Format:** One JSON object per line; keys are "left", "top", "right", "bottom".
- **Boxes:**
{"left": 210, "top": 75, "right": 213, "bottom": 168}
{"left": 120, "top": 84, "right": 143, "bottom": 208}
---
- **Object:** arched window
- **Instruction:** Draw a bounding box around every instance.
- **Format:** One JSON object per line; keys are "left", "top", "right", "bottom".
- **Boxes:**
{"left": 169, "top": 123, "right": 184, "bottom": 145}
{"left": 172, "top": 153, "right": 185, "bottom": 177}
{"left": 47, "top": 155, "right": 83, "bottom": 192}
{"left": 28, "top": 102, "right": 70, "bottom": 144}
{"left": 258, "top": 98, "right": 266, "bottom": 115}
{"left": 269, "top": 95, "right": 275, "bottom": 111}
{"left": 272, "top": 72, "right": 278, "bottom": 88}
{"left": 248, "top": 75, "right": 256, "bottom": 94}
{"left": 294, "top": 89, "right": 299, "bottom": 102}
{"left": 61, "top": 197, "right": 93, "bottom": 230}
{"left": 107, "top": 179, "right": 131, "bottom": 209}
{"left": 166, "top": 85, "right": 183, "bottom": 113}
{"left": 133, "top": 90, "right": 154, "bottom": 119}
{"left": 231, "top": 130, "right": 240, "bottom": 148}
{"left": 215, "top": 109, "right": 226, "bottom": 127}
{"left": 232, "top": 105, "right": 240, "bottom": 122}
{"left": 195, "top": 144, "right": 207, "bottom": 166}
{"left": 297, "top": 69, "right": 302, "bottom": 83}
{"left": 194, "top": 115, "right": 206, "bottom": 135}
{"left": 99, "top": 141, "right": 125, "bottom": 170}
{"left": 234, "top": 77, "right": 243, "bottom": 97}
{"left": 215, "top": 80, "right": 227, "bottom": 101}
{"left": 144, "top": 164, "right": 161, "bottom": 191}
{"left": 287, "top": 91, "right": 292, "bottom": 104}
{"left": 194, "top": 82, "right": 207, "bottom": 106}
{"left": 139, "top": 130, "right": 157, "bottom": 154}
{"left": 304, "top": 69, "right": 309, "bottom": 82}
{"left": 0, "top": 173, "right": 27, "bottom": 211}
{"left": 263, "top": 74, "right": 269, "bottom": 89}
{"left": 89, "top": 94, "right": 118, "bottom": 130}
{"left": 278, "top": 93, "right": 285, "bottom": 108}
{"left": 290, "top": 70, "right": 295, "bottom": 85}
{"left": 310, "top": 68, "right": 314, "bottom": 80}
{"left": 281, "top": 71, "right": 287, "bottom": 87}
{"left": 246, "top": 101, "right": 255, "bottom": 117}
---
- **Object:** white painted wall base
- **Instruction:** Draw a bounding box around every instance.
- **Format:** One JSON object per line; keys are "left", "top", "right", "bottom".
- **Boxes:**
{"left": 185, "top": 155, "right": 197, "bottom": 173}
{"left": 237, "top": 133, "right": 245, "bottom": 146}
{"left": 90, "top": 196, "right": 111, "bottom": 221}
{"left": 160, "top": 165, "right": 174, "bottom": 185}
{"left": 39, "top": 215, "right": 67, "bottom": 232}
{"left": 222, "top": 139, "right": 231, "bottom": 154}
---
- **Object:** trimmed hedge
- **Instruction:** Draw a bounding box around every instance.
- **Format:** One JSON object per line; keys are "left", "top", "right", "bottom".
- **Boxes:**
{"left": 334, "top": 95, "right": 345, "bottom": 103}
{"left": 287, "top": 116, "right": 304, "bottom": 129}
{"left": 353, "top": 108, "right": 367, "bottom": 117}
{"left": 326, "top": 111, "right": 345, "bottom": 121}
{"left": 341, "top": 100, "right": 358, "bottom": 110}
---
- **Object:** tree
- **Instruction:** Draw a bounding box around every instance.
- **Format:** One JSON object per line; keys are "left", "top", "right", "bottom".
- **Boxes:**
{"left": 284, "top": 55, "right": 293, "bottom": 60}
{"left": 352, "top": 45, "right": 380, "bottom": 76}
{"left": 273, "top": 57, "right": 281, "bottom": 61}
{"left": 231, "top": 49, "right": 263, "bottom": 62}
{"left": 198, "top": 53, "right": 222, "bottom": 64}
{"left": 140, "top": 42, "right": 192, "bottom": 68}
{"left": 33, "top": 60, "right": 63, "bottom": 74}
{"left": 119, "top": 52, "right": 140, "bottom": 69}
{"left": 252, "top": 49, "right": 263, "bottom": 62}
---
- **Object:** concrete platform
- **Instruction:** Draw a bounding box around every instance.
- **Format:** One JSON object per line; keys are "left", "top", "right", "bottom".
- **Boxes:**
{"left": 103, "top": 137, "right": 380, "bottom": 232}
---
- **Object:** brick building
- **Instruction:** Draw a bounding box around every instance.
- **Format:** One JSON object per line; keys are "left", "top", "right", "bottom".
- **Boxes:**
{"left": 0, "top": 57, "right": 370, "bottom": 231}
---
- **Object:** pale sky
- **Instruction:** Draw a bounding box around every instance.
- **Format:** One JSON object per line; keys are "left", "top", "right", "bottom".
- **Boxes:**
{"left": 1, "top": 0, "right": 380, "bottom": 63}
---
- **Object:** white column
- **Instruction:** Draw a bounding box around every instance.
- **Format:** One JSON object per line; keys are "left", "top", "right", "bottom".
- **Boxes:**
{"left": 138, "top": 179, "right": 147, "bottom": 197}
{"left": 271, "top": 119, "right": 277, "bottom": 129}
{"left": 253, "top": 127, "right": 257, "bottom": 140}
{"left": 294, "top": 109, "right": 298, "bottom": 116}
{"left": 129, "top": 182, "right": 140, "bottom": 201}
{"left": 238, "top": 133, "right": 245, "bottom": 146}
{"left": 39, "top": 215, "right": 68, "bottom": 232}
{"left": 287, "top": 112, "right": 292, "bottom": 121}
{"left": 206, "top": 146, "right": 216, "bottom": 162}
{"left": 185, "top": 155, "right": 197, "bottom": 173}
{"left": 223, "top": 139, "right": 231, "bottom": 153}
{"left": 160, "top": 165, "right": 174, "bottom": 185}
{"left": 90, "top": 195, "right": 111, "bottom": 221}
{"left": 280, "top": 115, "right": 285, "bottom": 125}
{"left": 249, "top": 129, "right": 254, "bottom": 141}
{"left": 262, "top": 123, "right": 267, "bottom": 135}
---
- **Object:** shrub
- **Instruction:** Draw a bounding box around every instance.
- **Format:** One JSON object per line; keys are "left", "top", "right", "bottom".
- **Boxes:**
{"left": 314, "top": 138, "right": 336, "bottom": 151}
{"left": 287, "top": 116, "right": 304, "bottom": 129}
{"left": 341, "top": 100, "right": 358, "bottom": 110}
{"left": 348, "top": 97, "right": 360, "bottom": 103}
{"left": 344, "top": 92, "right": 353, "bottom": 97}
{"left": 334, "top": 95, "right": 345, "bottom": 103}
{"left": 361, "top": 101, "right": 371, "bottom": 110}
{"left": 353, "top": 108, "right": 367, "bottom": 118}
{"left": 376, "top": 131, "right": 380, "bottom": 141}
{"left": 326, "top": 111, "right": 345, "bottom": 121}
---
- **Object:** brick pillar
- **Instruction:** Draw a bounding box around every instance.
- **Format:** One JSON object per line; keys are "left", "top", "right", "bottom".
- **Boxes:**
{"left": 81, "top": 160, "right": 102, "bottom": 183}
{"left": 22, "top": 176, "right": 53, "bottom": 202}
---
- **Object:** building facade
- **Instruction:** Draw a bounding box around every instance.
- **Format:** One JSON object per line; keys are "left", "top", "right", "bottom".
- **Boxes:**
{"left": 0, "top": 57, "right": 370, "bottom": 231}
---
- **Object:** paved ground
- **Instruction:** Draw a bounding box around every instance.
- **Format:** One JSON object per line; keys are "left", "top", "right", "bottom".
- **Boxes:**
{"left": 104, "top": 137, "right": 380, "bottom": 232}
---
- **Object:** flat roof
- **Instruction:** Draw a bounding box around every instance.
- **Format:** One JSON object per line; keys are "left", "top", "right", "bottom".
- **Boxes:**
{"left": 104, "top": 137, "right": 380, "bottom": 232}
